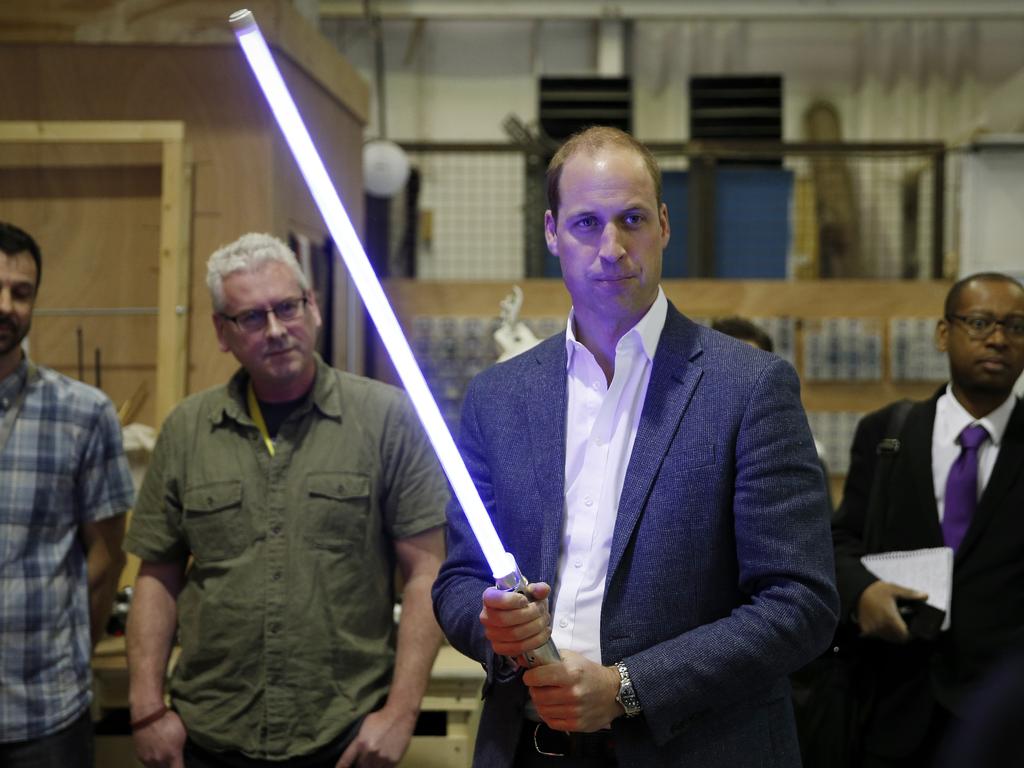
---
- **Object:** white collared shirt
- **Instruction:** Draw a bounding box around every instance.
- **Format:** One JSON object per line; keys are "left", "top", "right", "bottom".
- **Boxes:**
{"left": 551, "top": 287, "right": 668, "bottom": 663}
{"left": 932, "top": 385, "right": 1016, "bottom": 521}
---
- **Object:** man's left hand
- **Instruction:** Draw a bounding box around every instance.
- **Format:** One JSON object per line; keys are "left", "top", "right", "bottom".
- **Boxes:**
{"left": 522, "top": 650, "right": 623, "bottom": 732}
{"left": 335, "top": 707, "right": 417, "bottom": 768}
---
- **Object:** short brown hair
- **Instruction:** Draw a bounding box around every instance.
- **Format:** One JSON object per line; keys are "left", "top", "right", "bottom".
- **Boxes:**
{"left": 545, "top": 126, "right": 663, "bottom": 223}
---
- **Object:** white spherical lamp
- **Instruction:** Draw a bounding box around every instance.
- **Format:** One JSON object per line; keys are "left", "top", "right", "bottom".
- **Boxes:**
{"left": 363, "top": 139, "right": 410, "bottom": 198}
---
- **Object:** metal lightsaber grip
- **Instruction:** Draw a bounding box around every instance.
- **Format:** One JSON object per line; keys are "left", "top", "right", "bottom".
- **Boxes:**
{"left": 493, "top": 554, "right": 561, "bottom": 667}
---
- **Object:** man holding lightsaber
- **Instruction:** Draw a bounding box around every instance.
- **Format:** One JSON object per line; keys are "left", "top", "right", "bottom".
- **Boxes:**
{"left": 126, "top": 233, "right": 448, "bottom": 768}
{"left": 433, "top": 127, "right": 840, "bottom": 767}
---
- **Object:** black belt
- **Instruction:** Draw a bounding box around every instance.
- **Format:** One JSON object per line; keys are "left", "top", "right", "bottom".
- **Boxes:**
{"left": 523, "top": 721, "right": 616, "bottom": 760}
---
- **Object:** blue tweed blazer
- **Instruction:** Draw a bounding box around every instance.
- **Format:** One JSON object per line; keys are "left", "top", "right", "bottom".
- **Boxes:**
{"left": 433, "top": 302, "right": 839, "bottom": 767}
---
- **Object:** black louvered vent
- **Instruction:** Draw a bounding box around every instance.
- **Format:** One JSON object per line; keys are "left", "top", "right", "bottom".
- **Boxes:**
{"left": 539, "top": 77, "right": 632, "bottom": 141}
{"left": 689, "top": 75, "right": 782, "bottom": 141}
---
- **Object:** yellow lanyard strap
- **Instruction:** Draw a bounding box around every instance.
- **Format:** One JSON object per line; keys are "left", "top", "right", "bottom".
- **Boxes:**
{"left": 247, "top": 380, "right": 275, "bottom": 456}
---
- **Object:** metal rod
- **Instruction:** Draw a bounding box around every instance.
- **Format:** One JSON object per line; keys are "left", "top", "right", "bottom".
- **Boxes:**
{"left": 366, "top": 0, "right": 389, "bottom": 139}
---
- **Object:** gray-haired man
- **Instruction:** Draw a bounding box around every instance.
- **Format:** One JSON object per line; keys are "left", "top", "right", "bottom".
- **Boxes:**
{"left": 126, "top": 233, "right": 448, "bottom": 768}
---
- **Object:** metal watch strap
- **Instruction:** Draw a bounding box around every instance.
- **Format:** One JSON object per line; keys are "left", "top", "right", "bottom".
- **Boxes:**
{"left": 614, "top": 661, "right": 641, "bottom": 717}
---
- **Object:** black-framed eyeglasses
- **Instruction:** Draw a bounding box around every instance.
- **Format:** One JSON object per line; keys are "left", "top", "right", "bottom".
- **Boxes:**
{"left": 946, "top": 313, "right": 1024, "bottom": 340}
{"left": 221, "top": 295, "right": 308, "bottom": 333}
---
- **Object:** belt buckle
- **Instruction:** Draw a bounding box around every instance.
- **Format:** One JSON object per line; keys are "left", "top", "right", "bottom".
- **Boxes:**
{"left": 533, "top": 722, "right": 567, "bottom": 758}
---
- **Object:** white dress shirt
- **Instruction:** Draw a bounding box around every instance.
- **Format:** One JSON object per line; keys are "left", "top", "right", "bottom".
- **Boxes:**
{"left": 932, "top": 385, "right": 1017, "bottom": 521}
{"left": 551, "top": 287, "right": 668, "bottom": 664}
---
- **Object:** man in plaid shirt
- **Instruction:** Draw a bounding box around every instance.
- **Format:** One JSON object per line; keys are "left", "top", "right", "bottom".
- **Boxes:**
{"left": 0, "top": 221, "right": 134, "bottom": 768}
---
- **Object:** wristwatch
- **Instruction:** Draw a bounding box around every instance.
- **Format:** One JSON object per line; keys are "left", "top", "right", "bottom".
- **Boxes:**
{"left": 614, "top": 661, "right": 642, "bottom": 718}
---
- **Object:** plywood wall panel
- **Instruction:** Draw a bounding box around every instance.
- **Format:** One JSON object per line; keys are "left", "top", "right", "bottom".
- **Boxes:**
{"left": 271, "top": 55, "right": 366, "bottom": 373}
{"left": 1, "top": 159, "right": 162, "bottom": 425}
{"left": 0, "top": 37, "right": 365, "bottom": 404}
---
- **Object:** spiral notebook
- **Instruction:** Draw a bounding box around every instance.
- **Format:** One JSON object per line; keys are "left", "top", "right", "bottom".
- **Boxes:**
{"left": 861, "top": 546, "right": 954, "bottom": 632}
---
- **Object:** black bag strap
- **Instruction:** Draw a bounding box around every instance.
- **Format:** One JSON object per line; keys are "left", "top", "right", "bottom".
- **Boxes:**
{"left": 862, "top": 399, "right": 913, "bottom": 550}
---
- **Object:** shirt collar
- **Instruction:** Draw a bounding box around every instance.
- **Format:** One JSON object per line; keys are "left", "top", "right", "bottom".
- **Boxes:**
{"left": 937, "top": 383, "right": 1017, "bottom": 447}
{"left": 213, "top": 354, "right": 342, "bottom": 426}
{"left": 0, "top": 354, "right": 30, "bottom": 404}
{"left": 564, "top": 286, "right": 668, "bottom": 370}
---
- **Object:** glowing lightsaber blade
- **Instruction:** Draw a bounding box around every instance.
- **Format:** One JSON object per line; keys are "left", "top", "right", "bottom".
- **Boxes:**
{"left": 230, "top": 8, "right": 557, "bottom": 666}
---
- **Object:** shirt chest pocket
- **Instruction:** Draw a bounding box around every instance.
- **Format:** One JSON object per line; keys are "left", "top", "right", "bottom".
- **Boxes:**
{"left": 183, "top": 481, "right": 248, "bottom": 562}
{"left": 303, "top": 472, "right": 370, "bottom": 552}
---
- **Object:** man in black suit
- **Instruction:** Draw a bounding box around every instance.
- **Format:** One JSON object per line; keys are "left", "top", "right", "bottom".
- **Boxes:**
{"left": 832, "top": 272, "right": 1024, "bottom": 767}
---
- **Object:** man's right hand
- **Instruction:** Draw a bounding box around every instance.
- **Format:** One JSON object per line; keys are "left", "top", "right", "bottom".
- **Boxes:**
{"left": 133, "top": 708, "right": 187, "bottom": 768}
{"left": 479, "top": 581, "right": 552, "bottom": 663}
{"left": 856, "top": 580, "right": 929, "bottom": 643}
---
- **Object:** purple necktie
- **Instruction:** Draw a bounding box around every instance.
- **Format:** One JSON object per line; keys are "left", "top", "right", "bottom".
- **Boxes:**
{"left": 943, "top": 423, "right": 989, "bottom": 551}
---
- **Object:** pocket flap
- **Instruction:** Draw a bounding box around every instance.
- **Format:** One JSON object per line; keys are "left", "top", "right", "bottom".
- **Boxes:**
{"left": 307, "top": 472, "right": 369, "bottom": 502}
{"left": 184, "top": 480, "right": 242, "bottom": 515}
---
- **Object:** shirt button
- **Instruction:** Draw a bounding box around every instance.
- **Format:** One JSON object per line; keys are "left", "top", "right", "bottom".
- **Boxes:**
{"left": 593, "top": 437, "right": 603, "bottom": 446}
{"left": 270, "top": 623, "right": 280, "bottom": 633}
{"left": 584, "top": 496, "right": 594, "bottom": 507}
{"left": 574, "top": 558, "right": 583, "bottom": 568}
{"left": 271, "top": 572, "right": 282, "bottom": 581}
{"left": 559, "top": 617, "right": 569, "bottom": 628}
{"left": 592, "top": 382, "right": 601, "bottom": 391}
{"left": 271, "top": 525, "right": 282, "bottom": 536}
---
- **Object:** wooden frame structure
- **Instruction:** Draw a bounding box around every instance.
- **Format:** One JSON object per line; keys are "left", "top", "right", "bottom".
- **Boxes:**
{"left": 0, "top": 120, "right": 192, "bottom": 425}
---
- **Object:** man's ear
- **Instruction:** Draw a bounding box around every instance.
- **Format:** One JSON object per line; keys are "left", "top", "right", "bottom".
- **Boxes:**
{"left": 659, "top": 202, "right": 670, "bottom": 250}
{"left": 935, "top": 318, "right": 949, "bottom": 354}
{"left": 305, "top": 290, "right": 323, "bottom": 331}
{"left": 544, "top": 210, "right": 558, "bottom": 257}
{"left": 213, "top": 313, "right": 231, "bottom": 353}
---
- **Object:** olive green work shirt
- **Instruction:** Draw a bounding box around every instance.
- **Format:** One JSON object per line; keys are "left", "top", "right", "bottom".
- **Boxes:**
{"left": 125, "top": 356, "right": 448, "bottom": 759}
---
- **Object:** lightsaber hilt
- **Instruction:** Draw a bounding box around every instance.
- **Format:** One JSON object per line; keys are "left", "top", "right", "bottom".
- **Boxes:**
{"left": 494, "top": 554, "right": 560, "bottom": 667}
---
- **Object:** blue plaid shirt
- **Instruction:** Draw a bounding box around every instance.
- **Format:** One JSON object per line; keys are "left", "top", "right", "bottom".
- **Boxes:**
{"left": 0, "top": 357, "right": 134, "bottom": 743}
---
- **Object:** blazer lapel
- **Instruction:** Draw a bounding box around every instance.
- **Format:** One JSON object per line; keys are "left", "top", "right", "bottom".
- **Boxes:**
{"left": 957, "top": 400, "right": 1024, "bottom": 560}
{"left": 520, "top": 337, "right": 569, "bottom": 585}
{"left": 607, "top": 306, "right": 703, "bottom": 580}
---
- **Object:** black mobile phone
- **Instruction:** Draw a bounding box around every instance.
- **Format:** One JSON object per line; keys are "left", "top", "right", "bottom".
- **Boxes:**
{"left": 897, "top": 597, "right": 944, "bottom": 640}
{"left": 896, "top": 596, "right": 925, "bottom": 619}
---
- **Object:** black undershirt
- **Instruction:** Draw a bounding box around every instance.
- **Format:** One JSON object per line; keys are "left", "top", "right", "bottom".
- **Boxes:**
{"left": 253, "top": 393, "right": 308, "bottom": 437}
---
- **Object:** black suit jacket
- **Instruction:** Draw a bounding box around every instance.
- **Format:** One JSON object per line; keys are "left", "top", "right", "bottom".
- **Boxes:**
{"left": 832, "top": 390, "right": 1024, "bottom": 757}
